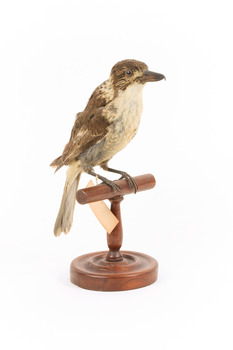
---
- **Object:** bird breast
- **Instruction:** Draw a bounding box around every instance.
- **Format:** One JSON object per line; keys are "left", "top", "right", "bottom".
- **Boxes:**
{"left": 106, "top": 83, "right": 144, "bottom": 153}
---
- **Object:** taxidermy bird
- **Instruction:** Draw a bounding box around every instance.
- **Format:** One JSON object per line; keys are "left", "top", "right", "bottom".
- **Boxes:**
{"left": 51, "top": 59, "right": 165, "bottom": 236}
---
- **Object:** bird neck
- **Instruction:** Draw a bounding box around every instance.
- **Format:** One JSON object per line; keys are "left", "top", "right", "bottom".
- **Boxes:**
{"left": 107, "top": 83, "right": 144, "bottom": 123}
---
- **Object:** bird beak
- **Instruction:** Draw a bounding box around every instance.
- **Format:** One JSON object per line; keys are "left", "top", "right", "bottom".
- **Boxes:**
{"left": 142, "top": 70, "right": 166, "bottom": 83}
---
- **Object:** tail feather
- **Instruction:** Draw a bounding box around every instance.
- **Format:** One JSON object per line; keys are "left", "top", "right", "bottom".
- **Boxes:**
{"left": 53, "top": 161, "right": 82, "bottom": 236}
{"left": 50, "top": 155, "right": 63, "bottom": 173}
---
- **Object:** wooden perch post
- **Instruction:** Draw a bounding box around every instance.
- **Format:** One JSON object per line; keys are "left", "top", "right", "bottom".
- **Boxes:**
{"left": 70, "top": 174, "right": 158, "bottom": 291}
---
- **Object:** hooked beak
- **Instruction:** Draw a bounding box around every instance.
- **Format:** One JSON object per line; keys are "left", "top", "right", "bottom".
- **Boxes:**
{"left": 142, "top": 70, "right": 166, "bottom": 83}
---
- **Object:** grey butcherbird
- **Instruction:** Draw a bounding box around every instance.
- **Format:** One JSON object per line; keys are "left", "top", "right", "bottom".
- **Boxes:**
{"left": 51, "top": 59, "right": 165, "bottom": 236}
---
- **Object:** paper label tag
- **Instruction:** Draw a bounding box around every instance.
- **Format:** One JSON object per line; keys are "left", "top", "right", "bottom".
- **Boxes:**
{"left": 86, "top": 180, "right": 119, "bottom": 234}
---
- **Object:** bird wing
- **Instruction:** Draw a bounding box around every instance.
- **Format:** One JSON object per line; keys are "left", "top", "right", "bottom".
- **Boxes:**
{"left": 60, "top": 108, "right": 110, "bottom": 166}
{"left": 50, "top": 79, "right": 115, "bottom": 171}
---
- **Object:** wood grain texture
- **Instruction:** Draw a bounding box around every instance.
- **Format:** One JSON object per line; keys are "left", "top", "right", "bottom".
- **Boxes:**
{"left": 70, "top": 173, "right": 158, "bottom": 291}
{"left": 70, "top": 251, "right": 158, "bottom": 292}
{"left": 106, "top": 197, "right": 123, "bottom": 262}
{"left": 76, "top": 173, "right": 156, "bottom": 204}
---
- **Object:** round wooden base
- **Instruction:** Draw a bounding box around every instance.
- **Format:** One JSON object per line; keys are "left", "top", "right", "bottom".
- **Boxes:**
{"left": 70, "top": 251, "right": 158, "bottom": 291}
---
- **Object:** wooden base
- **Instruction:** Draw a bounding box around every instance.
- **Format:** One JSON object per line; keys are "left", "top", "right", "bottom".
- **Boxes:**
{"left": 72, "top": 175, "right": 158, "bottom": 292}
{"left": 70, "top": 251, "right": 158, "bottom": 291}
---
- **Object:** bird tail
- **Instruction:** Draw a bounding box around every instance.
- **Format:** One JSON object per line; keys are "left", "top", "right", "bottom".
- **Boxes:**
{"left": 53, "top": 161, "right": 82, "bottom": 236}
{"left": 50, "top": 155, "right": 64, "bottom": 173}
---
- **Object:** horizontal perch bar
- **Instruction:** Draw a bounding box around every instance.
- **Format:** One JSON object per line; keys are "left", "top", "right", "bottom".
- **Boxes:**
{"left": 76, "top": 174, "right": 156, "bottom": 204}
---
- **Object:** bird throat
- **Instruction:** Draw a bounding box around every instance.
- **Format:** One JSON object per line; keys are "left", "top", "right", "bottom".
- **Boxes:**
{"left": 105, "top": 83, "right": 144, "bottom": 155}
{"left": 109, "top": 83, "right": 144, "bottom": 124}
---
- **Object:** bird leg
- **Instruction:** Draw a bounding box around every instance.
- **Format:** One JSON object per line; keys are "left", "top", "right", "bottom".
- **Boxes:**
{"left": 100, "top": 165, "right": 138, "bottom": 193}
{"left": 88, "top": 170, "right": 122, "bottom": 193}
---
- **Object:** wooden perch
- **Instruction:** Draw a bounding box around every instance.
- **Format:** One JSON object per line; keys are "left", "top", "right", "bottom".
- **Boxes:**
{"left": 76, "top": 173, "right": 156, "bottom": 204}
{"left": 71, "top": 173, "right": 158, "bottom": 291}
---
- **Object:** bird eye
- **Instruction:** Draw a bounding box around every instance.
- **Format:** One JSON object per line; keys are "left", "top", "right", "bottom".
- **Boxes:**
{"left": 126, "top": 70, "right": 132, "bottom": 76}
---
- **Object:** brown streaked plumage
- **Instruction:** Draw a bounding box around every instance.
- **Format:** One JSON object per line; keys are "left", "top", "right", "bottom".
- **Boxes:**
{"left": 51, "top": 59, "right": 165, "bottom": 236}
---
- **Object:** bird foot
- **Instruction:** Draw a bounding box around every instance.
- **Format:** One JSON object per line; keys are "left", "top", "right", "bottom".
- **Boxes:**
{"left": 118, "top": 171, "right": 138, "bottom": 193}
{"left": 101, "top": 166, "right": 138, "bottom": 194}
{"left": 100, "top": 177, "right": 122, "bottom": 193}
{"left": 88, "top": 170, "right": 122, "bottom": 194}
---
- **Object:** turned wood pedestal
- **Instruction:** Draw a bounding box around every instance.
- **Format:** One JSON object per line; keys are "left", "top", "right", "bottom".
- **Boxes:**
{"left": 70, "top": 174, "right": 158, "bottom": 292}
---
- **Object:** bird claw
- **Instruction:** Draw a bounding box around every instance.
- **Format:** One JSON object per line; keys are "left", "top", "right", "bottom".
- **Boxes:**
{"left": 118, "top": 172, "right": 138, "bottom": 193}
{"left": 99, "top": 178, "right": 122, "bottom": 194}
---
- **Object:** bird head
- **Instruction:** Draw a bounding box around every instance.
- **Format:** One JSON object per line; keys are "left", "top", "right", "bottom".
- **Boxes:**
{"left": 110, "top": 59, "right": 165, "bottom": 91}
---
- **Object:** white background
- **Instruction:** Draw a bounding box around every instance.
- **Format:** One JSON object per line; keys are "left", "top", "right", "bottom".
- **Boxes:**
{"left": 0, "top": 0, "right": 233, "bottom": 349}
